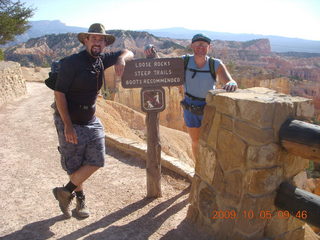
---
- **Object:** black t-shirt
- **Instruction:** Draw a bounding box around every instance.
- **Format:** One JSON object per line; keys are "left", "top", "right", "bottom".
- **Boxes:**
{"left": 55, "top": 50, "right": 121, "bottom": 125}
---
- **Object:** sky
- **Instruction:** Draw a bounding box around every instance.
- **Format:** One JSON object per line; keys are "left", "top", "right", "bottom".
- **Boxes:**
{"left": 21, "top": 0, "right": 320, "bottom": 41}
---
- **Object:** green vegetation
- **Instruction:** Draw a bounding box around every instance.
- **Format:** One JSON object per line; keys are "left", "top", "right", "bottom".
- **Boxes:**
{"left": 0, "top": 48, "right": 4, "bottom": 60}
{"left": 0, "top": 0, "right": 35, "bottom": 45}
{"left": 307, "top": 161, "right": 320, "bottom": 178}
{"left": 289, "top": 75, "right": 303, "bottom": 82}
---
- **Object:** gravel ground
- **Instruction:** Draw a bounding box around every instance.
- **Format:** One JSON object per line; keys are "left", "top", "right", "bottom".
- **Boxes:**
{"left": 0, "top": 82, "right": 212, "bottom": 240}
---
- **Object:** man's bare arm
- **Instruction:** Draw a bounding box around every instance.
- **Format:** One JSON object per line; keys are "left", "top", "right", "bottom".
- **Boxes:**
{"left": 114, "top": 49, "right": 134, "bottom": 76}
{"left": 54, "top": 91, "right": 78, "bottom": 144}
{"left": 216, "top": 63, "right": 237, "bottom": 92}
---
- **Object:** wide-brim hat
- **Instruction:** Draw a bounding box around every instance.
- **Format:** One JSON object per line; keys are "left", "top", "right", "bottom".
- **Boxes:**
{"left": 77, "top": 23, "right": 115, "bottom": 45}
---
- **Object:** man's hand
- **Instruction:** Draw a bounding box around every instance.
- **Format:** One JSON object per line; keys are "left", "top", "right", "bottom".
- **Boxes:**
{"left": 144, "top": 45, "right": 157, "bottom": 59}
{"left": 223, "top": 80, "right": 238, "bottom": 92}
{"left": 64, "top": 124, "right": 78, "bottom": 144}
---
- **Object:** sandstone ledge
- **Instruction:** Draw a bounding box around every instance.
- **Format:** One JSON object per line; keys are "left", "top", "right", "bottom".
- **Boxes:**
{"left": 106, "top": 132, "right": 194, "bottom": 181}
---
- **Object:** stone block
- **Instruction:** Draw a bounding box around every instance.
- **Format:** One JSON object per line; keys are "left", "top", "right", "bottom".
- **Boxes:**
{"left": 225, "top": 170, "right": 243, "bottom": 198}
{"left": 278, "top": 217, "right": 305, "bottom": 240}
{"left": 200, "top": 105, "right": 216, "bottom": 141}
{"left": 272, "top": 100, "right": 295, "bottom": 141}
{"left": 196, "top": 145, "right": 217, "bottom": 184}
{"left": 217, "top": 128, "right": 247, "bottom": 172}
{"left": 186, "top": 204, "right": 199, "bottom": 223}
{"left": 212, "top": 218, "right": 236, "bottom": 240}
{"left": 296, "top": 99, "right": 315, "bottom": 119}
{"left": 209, "top": 94, "right": 237, "bottom": 117}
{"left": 281, "top": 152, "right": 310, "bottom": 179}
{"left": 198, "top": 182, "right": 219, "bottom": 224}
{"left": 211, "top": 161, "right": 225, "bottom": 193}
{"left": 264, "top": 214, "right": 289, "bottom": 240}
{"left": 292, "top": 171, "right": 308, "bottom": 189}
{"left": 237, "top": 99, "right": 275, "bottom": 128}
{"left": 232, "top": 229, "right": 265, "bottom": 240}
{"left": 247, "top": 143, "right": 280, "bottom": 168}
{"left": 206, "top": 112, "right": 221, "bottom": 149}
{"left": 235, "top": 194, "right": 274, "bottom": 236}
{"left": 220, "top": 114, "right": 233, "bottom": 131}
{"left": 266, "top": 216, "right": 305, "bottom": 240}
{"left": 246, "top": 167, "right": 282, "bottom": 195}
{"left": 220, "top": 170, "right": 243, "bottom": 207}
{"left": 234, "top": 120, "right": 274, "bottom": 146}
{"left": 189, "top": 175, "right": 201, "bottom": 206}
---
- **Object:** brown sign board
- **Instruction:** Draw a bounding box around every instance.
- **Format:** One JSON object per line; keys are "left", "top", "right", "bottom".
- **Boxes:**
{"left": 121, "top": 58, "right": 185, "bottom": 88}
{"left": 141, "top": 87, "right": 165, "bottom": 113}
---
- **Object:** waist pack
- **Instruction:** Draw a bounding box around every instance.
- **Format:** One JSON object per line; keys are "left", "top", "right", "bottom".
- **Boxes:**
{"left": 180, "top": 99, "right": 205, "bottom": 115}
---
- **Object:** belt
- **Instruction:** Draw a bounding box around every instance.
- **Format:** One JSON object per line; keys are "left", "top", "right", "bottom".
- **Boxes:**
{"left": 185, "top": 92, "right": 206, "bottom": 101}
{"left": 78, "top": 104, "right": 96, "bottom": 110}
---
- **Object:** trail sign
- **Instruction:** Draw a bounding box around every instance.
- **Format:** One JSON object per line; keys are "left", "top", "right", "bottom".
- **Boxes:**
{"left": 120, "top": 55, "right": 185, "bottom": 198}
{"left": 141, "top": 87, "right": 165, "bottom": 113}
{"left": 121, "top": 58, "right": 184, "bottom": 88}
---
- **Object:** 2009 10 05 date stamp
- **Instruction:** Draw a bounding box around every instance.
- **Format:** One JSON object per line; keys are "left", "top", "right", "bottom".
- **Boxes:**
{"left": 211, "top": 209, "right": 308, "bottom": 220}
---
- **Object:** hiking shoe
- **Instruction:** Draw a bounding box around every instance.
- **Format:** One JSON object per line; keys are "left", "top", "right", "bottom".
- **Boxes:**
{"left": 75, "top": 195, "right": 90, "bottom": 218}
{"left": 52, "top": 187, "right": 74, "bottom": 218}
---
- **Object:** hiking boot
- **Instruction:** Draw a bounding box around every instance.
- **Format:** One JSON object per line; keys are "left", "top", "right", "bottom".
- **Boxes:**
{"left": 75, "top": 195, "right": 90, "bottom": 218}
{"left": 52, "top": 187, "right": 74, "bottom": 218}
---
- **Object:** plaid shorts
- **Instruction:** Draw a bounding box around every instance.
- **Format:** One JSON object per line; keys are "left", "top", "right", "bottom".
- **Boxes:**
{"left": 54, "top": 114, "right": 106, "bottom": 175}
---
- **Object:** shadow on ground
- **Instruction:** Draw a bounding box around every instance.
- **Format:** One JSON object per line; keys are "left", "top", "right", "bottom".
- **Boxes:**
{"left": 1, "top": 188, "right": 196, "bottom": 240}
{"left": 0, "top": 216, "right": 66, "bottom": 240}
{"left": 60, "top": 187, "right": 189, "bottom": 240}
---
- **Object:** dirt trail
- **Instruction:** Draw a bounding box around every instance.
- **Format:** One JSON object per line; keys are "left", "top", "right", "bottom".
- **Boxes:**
{"left": 0, "top": 82, "right": 211, "bottom": 240}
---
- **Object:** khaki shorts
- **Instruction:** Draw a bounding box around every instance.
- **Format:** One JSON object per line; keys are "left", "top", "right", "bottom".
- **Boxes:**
{"left": 54, "top": 114, "right": 105, "bottom": 175}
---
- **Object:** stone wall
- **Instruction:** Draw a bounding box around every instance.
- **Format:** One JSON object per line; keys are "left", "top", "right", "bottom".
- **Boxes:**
{"left": 188, "top": 87, "right": 314, "bottom": 240}
{"left": 0, "top": 61, "right": 26, "bottom": 106}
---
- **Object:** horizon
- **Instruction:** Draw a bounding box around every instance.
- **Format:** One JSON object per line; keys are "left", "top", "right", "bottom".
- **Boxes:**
{"left": 28, "top": 21, "right": 320, "bottom": 42}
{"left": 22, "top": 0, "right": 320, "bottom": 41}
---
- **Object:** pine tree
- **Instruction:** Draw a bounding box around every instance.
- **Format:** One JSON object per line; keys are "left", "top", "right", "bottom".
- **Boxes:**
{"left": 0, "top": 0, "right": 34, "bottom": 44}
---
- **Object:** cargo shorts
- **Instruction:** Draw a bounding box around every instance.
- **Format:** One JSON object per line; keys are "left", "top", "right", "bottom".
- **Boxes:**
{"left": 54, "top": 114, "right": 106, "bottom": 175}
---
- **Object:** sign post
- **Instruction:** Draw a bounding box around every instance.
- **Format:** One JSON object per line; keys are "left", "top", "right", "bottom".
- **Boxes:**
{"left": 122, "top": 58, "right": 184, "bottom": 198}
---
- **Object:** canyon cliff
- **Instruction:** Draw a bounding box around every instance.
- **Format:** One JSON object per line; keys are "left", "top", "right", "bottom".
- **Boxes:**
{"left": 3, "top": 31, "right": 320, "bottom": 121}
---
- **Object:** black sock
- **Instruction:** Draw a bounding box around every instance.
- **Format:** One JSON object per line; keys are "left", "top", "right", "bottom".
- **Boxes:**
{"left": 65, "top": 181, "right": 77, "bottom": 193}
{"left": 75, "top": 190, "right": 84, "bottom": 198}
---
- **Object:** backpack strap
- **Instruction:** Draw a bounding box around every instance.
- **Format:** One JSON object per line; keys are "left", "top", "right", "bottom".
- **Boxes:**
{"left": 184, "top": 55, "right": 216, "bottom": 82}
{"left": 183, "top": 54, "right": 190, "bottom": 71}
{"left": 98, "top": 57, "right": 109, "bottom": 100}
{"left": 208, "top": 57, "right": 216, "bottom": 81}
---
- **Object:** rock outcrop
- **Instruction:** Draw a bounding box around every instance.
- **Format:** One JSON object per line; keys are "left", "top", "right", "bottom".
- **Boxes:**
{"left": 0, "top": 61, "right": 26, "bottom": 106}
{"left": 95, "top": 98, "right": 194, "bottom": 167}
{"left": 4, "top": 31, "right": 185, "bottom": 67}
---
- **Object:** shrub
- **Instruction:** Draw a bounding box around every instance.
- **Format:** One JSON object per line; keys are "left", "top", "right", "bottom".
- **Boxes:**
{"left": 0, "top": 49, "right": 4, "bottom": 61}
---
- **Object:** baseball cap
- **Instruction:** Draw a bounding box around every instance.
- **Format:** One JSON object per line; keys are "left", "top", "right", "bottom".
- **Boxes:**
{"left": 192, "top": 33, "right": 211, "bottom": 44}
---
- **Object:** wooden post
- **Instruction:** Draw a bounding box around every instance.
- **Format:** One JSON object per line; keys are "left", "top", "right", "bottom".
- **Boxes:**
{"left": 279, "top": 119, "right": 320, "bottom": 162}
{"left": 146, "top": 112, "right": 162, "bottom": 198}
{"left": 275, "top": 181, "right": 320, "bottom": 228}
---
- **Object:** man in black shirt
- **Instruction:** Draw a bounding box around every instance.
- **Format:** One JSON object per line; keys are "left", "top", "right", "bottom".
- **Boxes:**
{"left": 53, "top": 23, "right": 133, "bottom": 218}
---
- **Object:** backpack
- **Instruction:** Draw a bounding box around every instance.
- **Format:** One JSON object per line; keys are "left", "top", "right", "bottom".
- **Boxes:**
{"left": 183, "top": 54, "right": 216, "bottom": 81}
{"left": 45, "top": 60, "right": 61, "bottom": 90}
